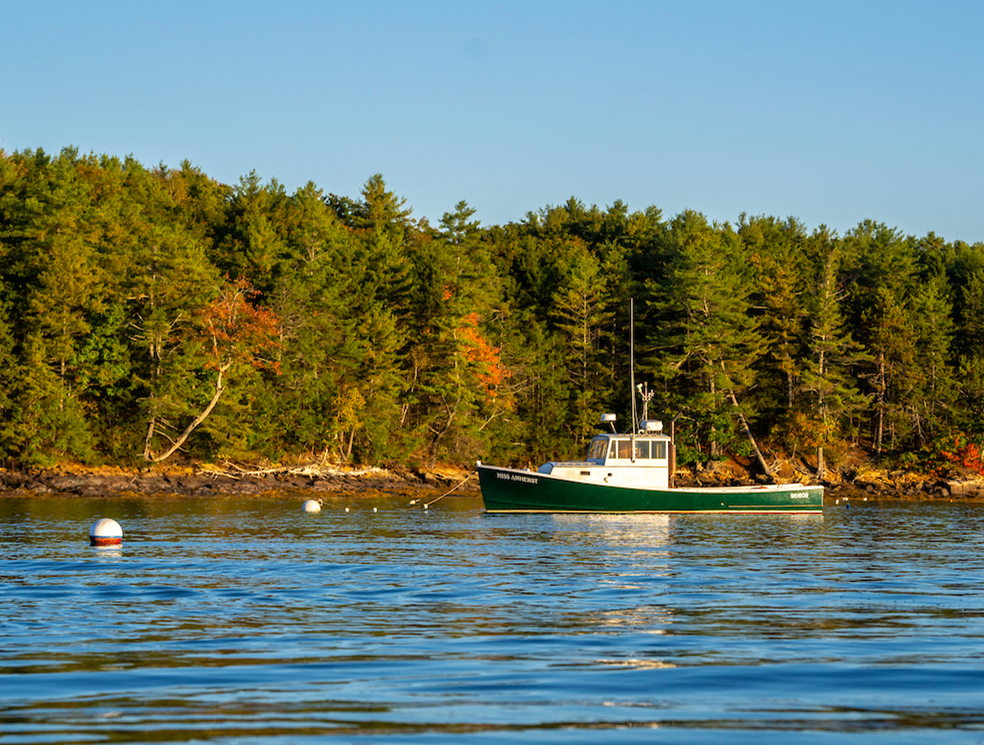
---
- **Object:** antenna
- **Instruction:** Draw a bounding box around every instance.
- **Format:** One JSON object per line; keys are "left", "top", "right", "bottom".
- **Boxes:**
{"left": 630, "top": 298, "right": 637, "bottom": 431}
{"left": 637, "top": 381, "right": 653, "bottom": 422}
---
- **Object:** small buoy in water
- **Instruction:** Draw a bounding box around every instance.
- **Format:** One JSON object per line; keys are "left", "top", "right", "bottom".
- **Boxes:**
{"left": 302, "top": 499, "right": 322, "bottom": 514}
{"left": 373, "top": 507, "right": 378, "bottom": 513}
{"left": 345, "top": 507, "right": 350, "bottom": 512}
{"left": 90, "top": 518, "right": 123, "bottom": 547}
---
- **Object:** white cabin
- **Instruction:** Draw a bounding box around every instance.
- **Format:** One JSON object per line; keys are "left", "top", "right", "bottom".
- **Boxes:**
{"left": 536, "top": 427, "right": 673, "bottom": 489}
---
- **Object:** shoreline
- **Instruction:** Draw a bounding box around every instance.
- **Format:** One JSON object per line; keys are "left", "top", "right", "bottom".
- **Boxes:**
{"left": 0, "top": 464, "right": 480, "bottom": 499}
{"left": 0, "top": 462, "right": 981, "bottom": 501}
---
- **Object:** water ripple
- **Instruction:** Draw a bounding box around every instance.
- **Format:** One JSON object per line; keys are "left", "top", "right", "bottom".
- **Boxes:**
{"left": 3, "top": 496, "right": 984, "bottom": 741}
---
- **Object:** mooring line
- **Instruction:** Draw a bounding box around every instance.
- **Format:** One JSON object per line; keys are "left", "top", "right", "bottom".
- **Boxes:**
{"left": 423, "top": 471, "right": 476, "bottom": 508}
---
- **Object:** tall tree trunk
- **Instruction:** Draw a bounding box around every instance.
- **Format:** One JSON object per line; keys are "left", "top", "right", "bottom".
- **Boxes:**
{"left": 708, "top": 375, "right": 720, "bottom": 459}
{"left": 143, "top": 412, "right": 156, "bottom": 461}
{"left": 147, "top": 363, "right": 231, "bottom": 463}
{"left": 727, "top": 388, "right": 772, "bottom": 477}
{"left": 345, "top": 427, "right": 356, "bottom": 461}
{"left": 875, "top": 352, "right": 885, "bottom": 456}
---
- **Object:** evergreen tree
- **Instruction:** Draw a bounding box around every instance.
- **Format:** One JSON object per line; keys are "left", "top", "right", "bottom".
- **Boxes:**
{"left": 121, "top": 166, "right": 225, "bottom": 462}
{"left": 907, "top": 273, "right": 956, "bottom": 442}
{"left": 956, "top": 268, "right": 984, "bottom": 434}
{"left": 255, "top": 181, "right": 353, "bottom": 459}
{"left": 0, "top": 292, "right": 18, "bottom": 458}
{"left": 799, "top": 227, "right": 871, "bottom": 478}
{"left": 507, "top": 310, "right": 572, "bottom": 465}
{"left": 0, "top": 148, "right": 101, "bottom": 462}
{"left": 403, "top": 200, "right": 511, "bottom": 462}
{"left": 740, "top": 215, "right": 809, "bottom": 421}
{"left": 845, "top": 221, "right": 919, "bottom": 454}
{"left": 215, "top": 172, "right": 288, "bottom": 288}
{"left": 323, "top": 175, "right": 414, "bottom": 462}
{"left": 551, "top": 240, "right": 613, "bottom": 446}
{"left": 646, "top": 211, "right": 769, "bottom": 471}
{"left": 860, "top": 287, "right": 917, "bottom": 454}
{"left": 145, "top": 278, "right": 280, "bottom": 462}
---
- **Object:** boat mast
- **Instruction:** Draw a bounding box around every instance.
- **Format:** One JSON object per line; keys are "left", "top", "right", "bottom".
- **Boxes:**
{"left": 630, "top": 298, "right": 637, "bottom": 432}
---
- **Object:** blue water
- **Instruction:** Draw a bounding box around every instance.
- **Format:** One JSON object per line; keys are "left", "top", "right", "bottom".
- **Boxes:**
{"left": 2, "top": 493, "right": 984, "bottom": 743}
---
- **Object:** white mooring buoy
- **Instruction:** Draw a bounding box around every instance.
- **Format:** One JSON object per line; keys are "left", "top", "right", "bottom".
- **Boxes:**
{"left": 89, "top": 518, "right": 123, "bottom": 547}
{"left": 302, "top": 499, "right": 323, "bottom": 514}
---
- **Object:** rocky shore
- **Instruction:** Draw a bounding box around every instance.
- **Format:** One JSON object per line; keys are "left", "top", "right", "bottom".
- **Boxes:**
{"left": 682, "top": 459, "right": 984, "bottom": 501}
{"left": 0, "top": 460, "right": 981, "bottom": 501}
{"left": 0, "top": 463, "right": 481, "bottom": 499}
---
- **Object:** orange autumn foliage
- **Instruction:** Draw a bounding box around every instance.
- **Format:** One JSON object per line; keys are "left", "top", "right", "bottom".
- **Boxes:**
{"left": 457, "top": 312, "right": 510, "bottom": 399}
{"left": 197, "top": 278, "right": 281, "bottom": 374}
{"left": 939, "top": 434, "right": 984, "bottom": 477}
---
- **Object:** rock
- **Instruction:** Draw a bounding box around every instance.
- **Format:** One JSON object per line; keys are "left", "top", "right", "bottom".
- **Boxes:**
{"left": 946, "top": 480, "right": 984, "bottom": 497}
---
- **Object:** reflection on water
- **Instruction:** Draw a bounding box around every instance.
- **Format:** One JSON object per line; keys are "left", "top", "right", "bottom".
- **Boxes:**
{"left": 3, "top": 494, "right": 984, "bottom": 742}
{"left": 551, "top": 511, "right": 675, "bottom": 545}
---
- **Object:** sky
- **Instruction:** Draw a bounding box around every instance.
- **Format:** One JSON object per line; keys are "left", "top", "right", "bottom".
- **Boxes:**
{"left": 2, "top": 0, "right": 983, "bottom": 242}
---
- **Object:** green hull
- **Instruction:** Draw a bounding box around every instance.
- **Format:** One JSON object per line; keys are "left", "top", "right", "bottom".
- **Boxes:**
{"left": 478, "top": 465, "right": 823, "bottom": 514}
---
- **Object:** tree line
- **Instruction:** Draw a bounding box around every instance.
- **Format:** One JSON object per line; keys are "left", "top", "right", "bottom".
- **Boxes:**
{"left": 1, "top": 146, "right": 982, "bottom": 476}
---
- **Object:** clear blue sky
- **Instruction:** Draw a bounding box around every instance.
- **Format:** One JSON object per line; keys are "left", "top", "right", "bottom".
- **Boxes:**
{"left": 3, "top": 1, "right": 982, "bottom": 242}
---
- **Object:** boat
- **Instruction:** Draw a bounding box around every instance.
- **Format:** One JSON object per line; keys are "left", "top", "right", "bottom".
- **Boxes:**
{"left": 476, "top": 302, "right": 823, "bottom": 514}
{"left": 477, "top": 416, "right": 823, "bottom": 513}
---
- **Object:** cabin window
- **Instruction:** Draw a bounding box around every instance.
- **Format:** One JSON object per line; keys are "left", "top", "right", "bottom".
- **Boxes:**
{"left": 652, "top": 441, "right": 667, "bottom": 460}
{"left": 616, "top": 440, "right": 632, "bottom": 459}
{"left": 634, "top": 440, "right": 650, "bottom": 459}
{"left": 587, "top": 439, "right": 607, "bottom": 460}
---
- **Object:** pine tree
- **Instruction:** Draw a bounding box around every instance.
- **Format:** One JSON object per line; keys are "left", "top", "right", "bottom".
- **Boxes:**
{"left": 799, "top": 227, "right": 871, "bottom": 478}
{"left": 861, "top": 287, "right": 917, "bottom": 454}
{"left": 740, "top": 215, "right": 809, "bottom": 419}
{"left": 0, "top": 291, "right": 18, "bottom": 458}
{"left": 956, "top": 268, "right": 984, "bottom": 434}
{"left": 846, "top": 221, "right": 919, "bottom": 454}
{"left": 647, "top": 211, "right": 769, "bottom": 471}
{"left": 254, "top": 181, "right": 353, "bottom": 459}
{"left": 0, "top": 148, "right": 102, "bottom": 462}
{"left": 122, "top": 165, "right": 226, "bottom": 462}
{"left": 551, "top": 241, "right": 613, "bottom": 446}
{"left": 907, "top": 273, "right": 956, "bottom": 442}
{"left": 322, "top": 175, "right": 414, "bottom": 462}
{"left": 403, "top": 200, "right": 511, "bottom": 462}
{"left": 215, "top": 172, "right": 288, "bottom": 287}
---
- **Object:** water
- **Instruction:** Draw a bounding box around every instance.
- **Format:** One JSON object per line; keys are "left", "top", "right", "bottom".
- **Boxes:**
{"left": 3, "top": 493, "right": 984, "bottom": 743}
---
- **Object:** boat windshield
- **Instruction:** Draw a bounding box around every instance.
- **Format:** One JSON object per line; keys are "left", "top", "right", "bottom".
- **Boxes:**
{"left": 586, "top": 438, "right": 608, "bottom": 460}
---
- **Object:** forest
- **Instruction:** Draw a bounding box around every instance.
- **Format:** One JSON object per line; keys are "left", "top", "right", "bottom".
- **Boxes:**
{"left": 1, "top": 146, "right": 983, "bottom": 479}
